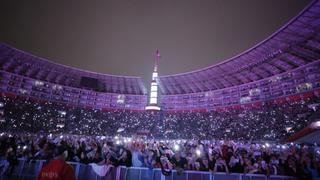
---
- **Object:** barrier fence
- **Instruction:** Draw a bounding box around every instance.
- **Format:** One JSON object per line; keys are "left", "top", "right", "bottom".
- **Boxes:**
{"left": 0, "top": 159, "right": 297, "bottom": 180}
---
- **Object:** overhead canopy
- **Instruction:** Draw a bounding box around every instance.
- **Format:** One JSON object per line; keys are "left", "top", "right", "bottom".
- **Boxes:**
{"left": 158, "top": 0, "right": 320, "bottom": 95}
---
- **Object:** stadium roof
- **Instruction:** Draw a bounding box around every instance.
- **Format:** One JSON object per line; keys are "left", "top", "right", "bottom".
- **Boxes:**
{"left": 158, "top": 0, "right": 320, "bottom": 95}
{"left": 0, "top": 1, "right": 319, "bottom": 97}
{"left": 0, "top": 43, "right": 147, "bottom": 95}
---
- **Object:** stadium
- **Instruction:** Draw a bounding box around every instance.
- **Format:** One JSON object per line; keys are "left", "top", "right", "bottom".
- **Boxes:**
{"left": 0, "top": 0, "right": 320, "bottom": 180}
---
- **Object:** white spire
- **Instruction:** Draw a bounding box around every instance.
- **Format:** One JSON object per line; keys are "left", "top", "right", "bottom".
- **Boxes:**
{"left": 154, "top": 49, "right": 160, "bottom": 72}
{"left": 146, "top": 49, "right": 161, "bottom": 110}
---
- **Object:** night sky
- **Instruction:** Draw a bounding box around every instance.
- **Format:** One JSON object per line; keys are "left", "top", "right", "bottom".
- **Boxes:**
{"left": 0, "top": 0, "right": 310, "bottom": 84}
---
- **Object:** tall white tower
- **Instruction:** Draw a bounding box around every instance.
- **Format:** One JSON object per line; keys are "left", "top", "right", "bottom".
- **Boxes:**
{"left": 145, "top": 50, "right": 161, "bottom": 110}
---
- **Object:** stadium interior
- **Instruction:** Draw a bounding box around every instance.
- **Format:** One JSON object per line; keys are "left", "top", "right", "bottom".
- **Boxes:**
{"left": 0, "top": 0, "right": 320, "bottom": 179}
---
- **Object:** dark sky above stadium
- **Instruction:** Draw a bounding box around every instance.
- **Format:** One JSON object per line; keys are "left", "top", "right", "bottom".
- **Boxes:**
{"left": 0, "top": 0, "right": 310, "bottom": 84}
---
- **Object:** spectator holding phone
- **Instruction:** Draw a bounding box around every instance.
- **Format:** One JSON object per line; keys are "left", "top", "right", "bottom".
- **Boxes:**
{"left": 213, "top": 155, "right": 229, "bottom": 173}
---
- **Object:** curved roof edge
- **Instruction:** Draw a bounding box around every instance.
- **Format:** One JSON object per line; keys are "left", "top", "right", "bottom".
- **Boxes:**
{"left": 160, "top": 0, "right": 316, "bottom": 78}
{"left": 160, "top": 60, "right": 319, "bottom": 97}
{"left": 0, "top": 42, "right": 143, "bottom": 79}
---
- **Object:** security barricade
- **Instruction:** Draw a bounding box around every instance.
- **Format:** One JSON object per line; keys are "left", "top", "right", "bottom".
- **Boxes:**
{"left": 0, "top": 159, "right": 297, "bottom": 180}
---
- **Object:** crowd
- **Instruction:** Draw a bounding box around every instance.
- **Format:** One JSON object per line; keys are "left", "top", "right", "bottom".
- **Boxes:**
{"left": 0, "top": 96, "right": 320, "bottom": 179}
{"left": 0, "top": 133, "right": 319, "bottom": 179}
{"left": 1, "top": 96, "right": 319, "bottom": 141}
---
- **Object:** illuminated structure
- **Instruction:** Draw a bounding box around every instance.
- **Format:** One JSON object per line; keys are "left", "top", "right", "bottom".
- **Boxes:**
{"left": 0, "top": 1, "right": 320, "bottom": 112}
{"left": 145, "top": 50, "right": 161, "bottom": 110}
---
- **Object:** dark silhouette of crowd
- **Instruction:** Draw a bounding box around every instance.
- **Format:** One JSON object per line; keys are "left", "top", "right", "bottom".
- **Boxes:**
{"left": 0, "top": 96, "right": 320, "bottom": 178}
{"left": 1, "top": 96, "right": 319, "bottom": 141}
{"left": 0, "top": 133, "right": 319, "bottom": 179}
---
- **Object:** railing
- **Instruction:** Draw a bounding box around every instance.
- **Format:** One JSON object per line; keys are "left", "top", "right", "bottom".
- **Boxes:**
{"left": 0, "top": 159, "right": 297, "bottom": 180}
